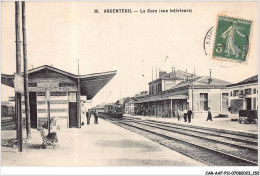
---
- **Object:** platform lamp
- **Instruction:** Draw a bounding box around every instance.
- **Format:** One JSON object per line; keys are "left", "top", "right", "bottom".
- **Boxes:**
{"left": 45, "top": 89, "right": 51, "bottom": 134}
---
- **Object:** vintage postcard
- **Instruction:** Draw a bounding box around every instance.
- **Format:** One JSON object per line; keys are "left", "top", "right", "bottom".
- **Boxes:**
{"left": 1, "top": 1, "right": 258, "bottom": 175}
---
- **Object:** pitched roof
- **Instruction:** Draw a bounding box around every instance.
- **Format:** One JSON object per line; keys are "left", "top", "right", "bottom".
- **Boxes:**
{"left": 1, "top": 65, "right": 117, "bottom": 100}
{"left": 227, "top": 75, "right": 258, "bottom": 87}
{"left": 166, "top": 76, "right": 231, "bottom": 91}
{"left": 149, "top": 69, "right": 197, "bottom": 84}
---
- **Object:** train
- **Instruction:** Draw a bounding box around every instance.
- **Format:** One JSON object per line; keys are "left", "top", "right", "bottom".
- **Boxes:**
{"left": 95, "top": 103, "right": 124, "bottom": 118}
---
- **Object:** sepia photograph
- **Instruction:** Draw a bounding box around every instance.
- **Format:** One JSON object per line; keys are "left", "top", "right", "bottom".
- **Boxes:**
{"left": 1, "top": 1, "right": 259, "bottom": 175}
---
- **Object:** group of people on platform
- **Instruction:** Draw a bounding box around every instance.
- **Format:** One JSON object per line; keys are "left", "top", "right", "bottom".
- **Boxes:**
{"left": 85, "top": 111, "right": 98, "bottom": 125}
{"left": 133, "top": 107, "right": 213, "bottom": 122}
{"left": 176, "top": 107, "right": 213, "bottom": 122}
{"left": 135, "top": 109, "right": 151, "bottom": 116}
{"left": 177, "top": 108, "right": 193, "bottom": 123}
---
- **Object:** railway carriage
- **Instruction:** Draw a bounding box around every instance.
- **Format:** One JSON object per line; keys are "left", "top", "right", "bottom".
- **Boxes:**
{"left": 96, "top": 104, "right": 123, "bottom": 118}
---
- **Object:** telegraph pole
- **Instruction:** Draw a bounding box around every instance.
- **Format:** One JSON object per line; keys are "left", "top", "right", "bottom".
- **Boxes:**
{"left": 15, "top": 1, "right": 22, "bottom": 152}
{"left": 76, "top": 58, "right": 81, "bottom": 128}
{"left": 152, "top": 66, "right": 153, "bottom": 81}
{"left": 22, "top": 1, "right": 31, "bottom": 139}
{"left": 192, "top": 67, "right": 195, "bottom": 118}
{"left": 75, "top": 58, "right": 79, "bottom": 75}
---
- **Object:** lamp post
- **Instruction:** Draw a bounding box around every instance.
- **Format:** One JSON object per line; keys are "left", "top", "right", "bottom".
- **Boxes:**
{"left": 22, "top": 1, "right": 31, "bottom": 139}
{"left": 75, "top": 58, "right": 81, "bottom": 128}
{"left": 187, "top": 74, "right": 194, "bottom": 116}
{"left": 15, "top": 1, "right": 23, "bottom": 152}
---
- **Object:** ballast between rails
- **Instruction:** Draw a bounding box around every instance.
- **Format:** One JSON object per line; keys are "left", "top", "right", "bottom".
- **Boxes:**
{"left": 104, "top": 117, "right": 258, "bottom": 166}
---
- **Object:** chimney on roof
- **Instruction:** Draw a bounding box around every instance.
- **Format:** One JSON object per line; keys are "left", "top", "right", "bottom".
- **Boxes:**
{"left": 208, "top": 69, "right": 212, "bottom": 84}
{"left": 156, "top": 66, "right": 157, "bottom": 79}
{"left": 152, "top": 66, "right": 154, "bottom": 81}
{"left": 172, "top": 67, "right": 175, "bottom": 73}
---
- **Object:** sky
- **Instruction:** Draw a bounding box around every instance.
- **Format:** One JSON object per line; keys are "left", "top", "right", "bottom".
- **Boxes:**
{"left": 1, "top": 1, "right": 258, "bottom": 107}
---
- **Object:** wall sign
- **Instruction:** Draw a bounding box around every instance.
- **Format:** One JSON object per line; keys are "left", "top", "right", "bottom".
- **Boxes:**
{"left": 38, "top": 82, "right": 59, "bottom": 88}
{"left": 14, "top": 73, "right": 24, "bottom": 93}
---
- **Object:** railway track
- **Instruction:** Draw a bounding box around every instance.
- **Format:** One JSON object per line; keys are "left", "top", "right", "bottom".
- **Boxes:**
{"left": 103, "top": 117, "right": 258, "bottom": 166}
{"left": 1, "top": 119, "right": 16, "bottom": 127}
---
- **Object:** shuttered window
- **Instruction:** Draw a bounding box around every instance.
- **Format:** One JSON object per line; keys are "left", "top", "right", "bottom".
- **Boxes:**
{"left": 222, "top": 93, "right": 229, "bottom": 110}
{"left": 68, "top": 92, "right": 77, "bottom": 102}
{"left": 200, "top": 93, "right": 208, "bottom": 111}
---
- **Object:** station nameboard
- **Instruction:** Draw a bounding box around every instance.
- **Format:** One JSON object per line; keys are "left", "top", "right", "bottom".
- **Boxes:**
{"left": 14, "top": 73, "right": 24, "bottom": 93}
{"left": 38, "top": 82, "right": 59, "bottom": 88}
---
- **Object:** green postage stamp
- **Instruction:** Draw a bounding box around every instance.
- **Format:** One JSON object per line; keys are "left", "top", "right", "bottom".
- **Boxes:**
{"left": 213, "top": 15, "right": 252, "bottom": 63}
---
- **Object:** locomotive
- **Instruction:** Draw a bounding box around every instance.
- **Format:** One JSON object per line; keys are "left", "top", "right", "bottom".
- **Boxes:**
{"left": 96, "top": 103, "right": 124, "bottom": 118}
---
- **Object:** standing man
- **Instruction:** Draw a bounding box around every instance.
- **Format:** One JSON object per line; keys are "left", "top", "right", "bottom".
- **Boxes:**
{"left": 86, "top": 110, "right": 90, "bottom": 125}
{"left": 94, "top": 111, "right": 98, "bottom": 124}
{"left": 187, "top": 108, "right": 193, "bottom": 123}
{"left": 177, "top": 108, "right": 181, "bottom": 121}
{"left": 183, "top": 109, "right": 188, "bottom": 122}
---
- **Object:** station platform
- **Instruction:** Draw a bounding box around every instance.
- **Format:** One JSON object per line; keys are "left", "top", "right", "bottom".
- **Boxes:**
{"left": 1, "top": 117, "right": 205, "bottom": 166}
{"left": 124, "top": 114, "right": 258, "bottom": 135}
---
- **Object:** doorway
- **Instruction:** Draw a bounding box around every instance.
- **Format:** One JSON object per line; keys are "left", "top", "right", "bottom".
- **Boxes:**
{"left": 29, "top": 92, "right": 37, "bottom": 128}
{"left": 69, "top": 92, "right": 77, "bottom": 128}
{"left": 246, "top": 98, "right": 252, "bottom": 110}
{"left": 69, "top": 102, "right": 77, "bottom": 128}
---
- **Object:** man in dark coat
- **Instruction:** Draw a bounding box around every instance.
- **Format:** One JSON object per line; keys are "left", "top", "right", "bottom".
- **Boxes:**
{"left": 206, "top": 108, "right": 213, "bottom": 121}
{"left": 94, "top": 111, "right": 98, "bottom": 124}
{"left": 183, "top": 109, "right": 187, "bottom": 122}
{"left": 187, "top": 108, "right": 193, "bottom": 123}
{"left": 86, "top": 110, "right": 90, "bottom": 125}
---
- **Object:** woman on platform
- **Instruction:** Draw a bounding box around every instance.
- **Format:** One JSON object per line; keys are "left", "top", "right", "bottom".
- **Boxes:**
{"left": 206, "top": 108, "right": 212, "bottom": 121}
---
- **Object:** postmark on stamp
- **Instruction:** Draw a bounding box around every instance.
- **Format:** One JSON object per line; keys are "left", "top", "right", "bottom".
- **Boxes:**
{"left": 212, "top": 15, "right": 252, "bottom": 63}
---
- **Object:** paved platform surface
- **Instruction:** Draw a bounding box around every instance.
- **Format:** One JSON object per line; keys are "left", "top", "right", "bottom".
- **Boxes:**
{"left": 125, "top": 114, "right": 258, "bottom": 134}
{"left": 1, "top": 118, "right": 205, "bottom": 166}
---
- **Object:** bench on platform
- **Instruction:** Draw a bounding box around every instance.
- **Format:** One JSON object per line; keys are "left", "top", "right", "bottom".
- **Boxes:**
{"left": 37, "top": 126, "right": 58, "bottom": 149}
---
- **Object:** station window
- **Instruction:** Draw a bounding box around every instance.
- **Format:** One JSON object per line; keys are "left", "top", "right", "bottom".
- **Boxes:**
{"left": 200, "top": 93, "right": 208, "bottom": 111}
{"left": 50, "top": 91, "right": 67, "bottom": 96}
{"left": 158, "top": 83, "right": 162, "bottom": 93}
{"left": 253, "top": 98, "right": 257, "bottom": 110}
{"left": 233, "top": 90, "right": 239, "bottom": 96}
{"left": 245, "top": 88, "right": 252, "bottom": 95}
{"left": 222, "top": 93, "right": 228, "bottom": 110}
{"left": 230, "top": 92, "right": 232, "bottom": 96}
{"left": 253, "top": 88, "right": 256, "bottom": 94}
{"left": 59, "top": 82, "right": 76, "bottom": 88}
{"left": 37, "top": 92, "right": 46, "bottom": 96}
{"left": 28, "top": 82, "right": 37, "bottom": 87}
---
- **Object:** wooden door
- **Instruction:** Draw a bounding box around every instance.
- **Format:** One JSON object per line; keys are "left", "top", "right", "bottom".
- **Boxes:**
{"left": 29, "top": 92, "right": 37, "bottom": 128}
{"left": 69, "top": 102, "right": 77, "bottom": 128}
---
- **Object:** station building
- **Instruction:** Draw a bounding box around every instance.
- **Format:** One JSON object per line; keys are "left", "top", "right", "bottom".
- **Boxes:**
{"left": 1, "top": 65, "right": 116, "bottom": 129}
{"left": 128, "top": 69, "right": 231, "bottom": 119}
{"left": 227, "top": 75, "right": 258, "bottom": 114}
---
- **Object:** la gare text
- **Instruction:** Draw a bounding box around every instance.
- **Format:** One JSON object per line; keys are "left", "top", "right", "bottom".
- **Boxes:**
{"left": 98, "top": 9, "right": 192, "bottom": 13}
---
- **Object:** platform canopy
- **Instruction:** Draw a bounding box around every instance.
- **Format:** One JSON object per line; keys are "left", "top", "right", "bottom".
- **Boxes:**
{"left": 1, "top": 65, "right": 117, "bottom": 100}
